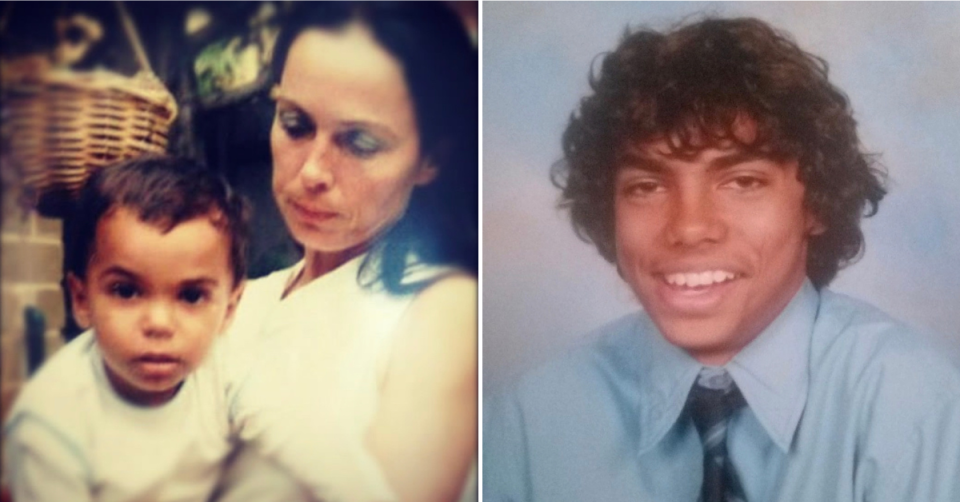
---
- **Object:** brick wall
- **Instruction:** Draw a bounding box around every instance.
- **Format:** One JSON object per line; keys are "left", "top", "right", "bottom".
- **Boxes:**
{"left": 1, "top": 201, "right": 66, "bottom": 423}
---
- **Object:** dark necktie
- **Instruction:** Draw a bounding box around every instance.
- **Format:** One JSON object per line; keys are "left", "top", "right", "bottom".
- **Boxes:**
{"left": 686, "top": 367, "right": 748, "bottom": 502}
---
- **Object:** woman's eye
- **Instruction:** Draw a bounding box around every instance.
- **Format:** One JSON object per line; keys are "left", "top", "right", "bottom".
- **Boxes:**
{"left": 178, "top": 287, "right": 208, "bottom": 305}
{"left": 109, "top": 282, "right": 140, "bottom": 300}
{"left": 277, "top": 110, "right": 314, "bottom": 139}
{"left": 337, "top": 129, "right": 385, "bottom": 158}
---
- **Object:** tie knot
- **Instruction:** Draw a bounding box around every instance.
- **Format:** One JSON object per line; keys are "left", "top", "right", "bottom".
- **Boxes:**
{"left": 686, "top": 368, "right": 746, "bottom": 434}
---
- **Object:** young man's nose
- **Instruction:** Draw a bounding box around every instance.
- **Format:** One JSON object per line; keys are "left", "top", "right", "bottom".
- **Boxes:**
{"left": 665, "top": 190, "right": 726, "bottom": 247}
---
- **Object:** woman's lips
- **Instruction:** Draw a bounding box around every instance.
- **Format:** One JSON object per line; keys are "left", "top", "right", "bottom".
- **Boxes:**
{"left": 289, "top": 199, "right": 339, "bottom": 225}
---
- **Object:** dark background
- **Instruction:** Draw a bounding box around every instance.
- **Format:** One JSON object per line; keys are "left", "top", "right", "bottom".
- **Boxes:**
{"left": 2, "top": 1, "right": 301, "bottom": 279}
{"left": 1, "top": 1, "right": 300, "bottom": 342}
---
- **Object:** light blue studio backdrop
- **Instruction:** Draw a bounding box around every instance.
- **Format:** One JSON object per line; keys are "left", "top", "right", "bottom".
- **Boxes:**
{"left": 483, "top": 2, "right": 960, "bottom": 397}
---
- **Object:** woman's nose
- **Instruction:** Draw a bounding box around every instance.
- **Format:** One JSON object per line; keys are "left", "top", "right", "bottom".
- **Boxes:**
{"left": 299, "top": 139, "right": 336, "bottom": 192}
{"left": 143, "top": 301, "right": 174, "bottom": 339}
{"left": 665, "top": 189, "right": 726, "bottom": 247}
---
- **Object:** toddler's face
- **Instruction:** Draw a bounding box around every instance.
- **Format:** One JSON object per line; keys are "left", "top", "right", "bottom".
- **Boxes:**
{"left": 69, "top": 207, "right": 243, "bottom": 406}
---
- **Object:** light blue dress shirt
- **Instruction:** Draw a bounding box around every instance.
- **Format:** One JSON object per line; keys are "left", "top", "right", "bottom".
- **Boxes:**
{"left": 483, "top": 281, "right": 960, "bottom": 501}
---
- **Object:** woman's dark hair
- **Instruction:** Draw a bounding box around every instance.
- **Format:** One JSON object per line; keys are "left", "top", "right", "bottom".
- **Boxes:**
{"left": 553, "top": 17, "right": 887, "bottom": 289}
{"left": 66, "top": 155, "right": 250, "bottom": 286}
{"left": 271, "top": 2, "right": 478, "bottom": 293}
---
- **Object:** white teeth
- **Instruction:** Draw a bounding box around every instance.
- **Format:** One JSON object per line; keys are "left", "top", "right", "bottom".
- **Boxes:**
{"left": 698, "top": 271, "right": 712, "bottom": 285}
{"left": 664, "top": 270, "right": 736, "bottom": 287}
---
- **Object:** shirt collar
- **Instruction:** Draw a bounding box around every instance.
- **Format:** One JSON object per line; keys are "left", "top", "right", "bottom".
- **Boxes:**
{"left": 627, "top": 315, "right": 702, "bottom": 454}
{"left": 628, "top": 279, "right": 819, "bottom": 454}
{"left": 727, "top": 279, "right": 818, "bottom": 452}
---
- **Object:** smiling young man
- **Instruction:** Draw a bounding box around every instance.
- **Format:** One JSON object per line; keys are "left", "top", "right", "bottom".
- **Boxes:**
{"left": 483, "top": 17, "right": 960, "bottom": 502}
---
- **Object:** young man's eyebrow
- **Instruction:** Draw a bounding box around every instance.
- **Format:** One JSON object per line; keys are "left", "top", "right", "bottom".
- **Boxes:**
{"left": 707, "top": 150, "right": 772, "bottom": 172}
{"left": 617, "top": 147, "right": 778, "bottom": 174}
{"left": 617, "top": 153, "right": 668, "bottom": 173}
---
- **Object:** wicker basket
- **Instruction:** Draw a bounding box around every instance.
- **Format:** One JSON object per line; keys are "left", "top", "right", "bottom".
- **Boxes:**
{"left": 1, "top": 67, "right": 178, "bottom": 201}
{"left": 1, "top": 2, "right": 178, "bottom": 213}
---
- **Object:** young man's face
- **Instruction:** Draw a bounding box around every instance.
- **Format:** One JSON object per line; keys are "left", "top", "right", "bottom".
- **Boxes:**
{"left": 614, "top": 133, "right": 822, "bottom": 365}
{"left": 69, "top": 207, "right": 243, "bottom": 406}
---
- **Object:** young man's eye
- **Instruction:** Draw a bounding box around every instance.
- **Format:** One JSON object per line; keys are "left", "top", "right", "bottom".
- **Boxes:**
{"left": 277, "top": 110, "right": 315, "bottom": 139}
{"left": 623, "top": 179, "right": 665, "bottom": 196}
{"left": 109, "top": 282, "right": 140, "bottom": 300}
{"left": 178, "top": 287, "right": 209, "bottom": 305}
{"left": 725, "top": 176, "right": 767, "bottom": 191}
{"left": 336, "top": 129, "right": 385, "bottom": 158}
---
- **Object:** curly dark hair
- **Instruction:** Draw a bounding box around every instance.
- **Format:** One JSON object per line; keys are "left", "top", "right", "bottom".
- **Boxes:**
{"left": 552, "top": 16, "right": 886, "bottom": 288}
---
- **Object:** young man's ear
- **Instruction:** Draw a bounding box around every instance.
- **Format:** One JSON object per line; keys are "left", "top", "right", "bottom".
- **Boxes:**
{"left": 219, "top": 281, "right": 246, "bottom": 335}
{"left": 67, "top": 272, "right": 92, "bottom": 329}
{"left": 806, "top": 213, "right": 826, "bottom": 236}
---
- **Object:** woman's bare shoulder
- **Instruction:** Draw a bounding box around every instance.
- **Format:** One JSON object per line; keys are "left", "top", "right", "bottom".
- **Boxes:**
{"left": 388, "top": 272, "right": 477, "bottom": 386}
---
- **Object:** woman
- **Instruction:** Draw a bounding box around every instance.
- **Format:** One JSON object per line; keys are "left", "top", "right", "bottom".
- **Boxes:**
{"left": 216, "top": 3, "right": 477, "bottom": 502}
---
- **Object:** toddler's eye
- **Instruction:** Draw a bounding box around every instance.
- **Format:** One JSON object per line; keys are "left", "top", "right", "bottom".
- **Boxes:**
{"left": 178, "top": 287, "right": 208, "bottom": 305}
{"left": 109, "top": 282, "right": 140, "bottom": 300}
{"left": 337, "top": 129, "right": 385, "bottom": 158}
{"left": 277, "top": 110, "right": 315, "bottom": 139}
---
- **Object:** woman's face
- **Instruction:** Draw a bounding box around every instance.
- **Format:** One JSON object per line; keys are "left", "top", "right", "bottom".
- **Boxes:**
{"left": 271, "top": 24, "right": 436, "bottom": 255}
